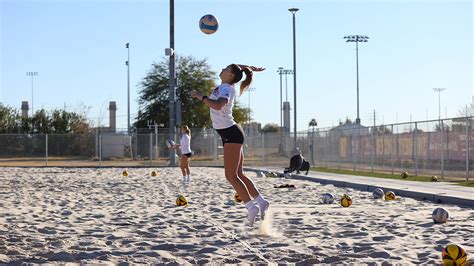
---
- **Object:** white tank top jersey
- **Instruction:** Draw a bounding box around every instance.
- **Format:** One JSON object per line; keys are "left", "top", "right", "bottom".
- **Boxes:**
{"left": 208, "top": 83, "right": 237, "bottom": 129}
{"left": 180, "top": 134, "right": 192, "bottom": 154}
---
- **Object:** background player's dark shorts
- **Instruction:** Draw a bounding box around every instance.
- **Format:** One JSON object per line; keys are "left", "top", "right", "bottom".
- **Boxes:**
{"left": 216, "top": 124, "right": 244, "bottom": 145}
{"left": 182, "top": 153, "right": 192, "bottom": 158}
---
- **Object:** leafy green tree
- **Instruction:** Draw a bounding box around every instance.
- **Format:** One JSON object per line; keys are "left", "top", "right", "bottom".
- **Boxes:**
{"left": 374, "top": 125, "right": 392, "bottom": 135}
{"left": 136, "top": 55, "right": 249, "bottom": 128}
{"left": 0, "top": 105, "right": 21, "bottom": 133}
{"left": 49, "top": 109, "right": 90, "bottom": 134}
{"left": 31, "top": 109, "right": 51, "bottom": 133}
{"left": 261, "top": 123, "right": 279, "bottom": 133}
{"left": 0, "top": 104, "right": 91, "bottom": 134}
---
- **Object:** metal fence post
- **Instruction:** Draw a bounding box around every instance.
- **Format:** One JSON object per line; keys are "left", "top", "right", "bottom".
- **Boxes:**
{"left": 325, "top": 133, "right": 328, "bottom": 168}
{"left": 262, "top": 132, "right": 265, "bottom": 166}
{"left": 155, "top": 126, "right": 159, "bottom": 159}
{"left": 371, "top": 126, "right": 374, "bottom": 173}
{"left": 391, "top": 124, "right": 394, "bottom": 175}
{"left": 466, "top": 117, "right": 470, "bottom": 181}
{"left": 382, "top": 128, "right": 385, "bottom": 170}
{"left": 337, "top": 130, "right": 341, "bottom": 170}
{"left": 352, "top": 134, "right": 356, "bottom": 172}
{"left": 149, "top": 133, "right": 153, "bottom": 167}
{"left": 314, "top": 132, "right": 318, "bottom": 167}
{"left": 396, "top": 128, "right": 400, "bottom": 169}
{"left": 441, "top": 120, "right": 445, "bottom": 179}
{"left": 99, "top": 133, "right": 102, "bottom": 167}
{"left": 95, "top": 129, "right": 98, "bottom": 158}
{"left": 414, "top": 122, "right": 418, "bottom": 176}
{"left": 45, "top": 134, "right": 48, "bottom": 166}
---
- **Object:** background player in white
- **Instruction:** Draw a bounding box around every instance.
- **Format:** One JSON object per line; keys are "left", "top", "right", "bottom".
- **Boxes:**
{"left": 191, "top": 64, "right": 269, "bottom": 226}
{"left": 170, "top": 125, "right": 192, "bottom": 182}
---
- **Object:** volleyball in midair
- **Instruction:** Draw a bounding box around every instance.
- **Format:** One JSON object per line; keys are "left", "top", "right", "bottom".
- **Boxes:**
{"left": 372, "top": 188, "right": 385, "bottom": 199}
{"left": 234, "top": 192, "right": 243, "bottom": 203}
{"left": 432, "top": 207, "right": 449, "bottom": 224}
{"left": 442, "top": 244, "right": 467, "bottom": 266}
{"left": 150, "top": 170, "right": 157, "bottom": 177}
{"left": 122, "top": 170, "right": 129, "bottom": 177}
{"left": 401, "top": 172, "right": 408, "bottom": 179}
{"left": 385, "top": 191, "right": 396, "bottom": 201}
{"left": 431, "top": 175, "right": 439, "bottom": 182}
{"left": 340, "top": 194, "right": 352, "bottom": 207}
{"left": 199, "top": 14, "right": 219, "bottom": 34}
{"left": 321, "top": 193, "right": 335, "bottom": 204}
{"left": 176, "top": 195, "right": 188, "bottom": 206}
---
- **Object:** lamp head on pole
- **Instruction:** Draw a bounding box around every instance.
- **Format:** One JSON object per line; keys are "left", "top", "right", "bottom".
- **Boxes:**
{"left": 26, "top": 72, "right": 38, "bottom": 77}
{"left": 344, "top": 35, "right": 369, "bottom": 43}
{"left": 288, "top": 8, "right": 299, "bottom": 13}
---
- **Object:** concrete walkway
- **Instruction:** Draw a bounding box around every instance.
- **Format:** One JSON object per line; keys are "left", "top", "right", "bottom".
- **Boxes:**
{"left": 252, "top": 168, "right": 474, "bottom": 208}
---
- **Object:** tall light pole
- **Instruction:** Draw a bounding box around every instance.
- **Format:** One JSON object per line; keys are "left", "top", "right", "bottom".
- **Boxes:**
{"left": 168, "top": 0, "right": 177, "bottom": 166}
{"left": 26, "top": 71, "right": 38, "bottom": 117}
{"left": 289, "top": 7, "right": 299, "bottom": 150}
{"left": 125, "top": 43, "right": 131, "bottom": 135}
{"left": 344, "top": 35, "right": 369, "bottom": 125}
{"left": 433, "top": 88, "right": 446, "bottom": 120}
{"left": 283, "top": 69, "right": 293, "bottom": 103}
{"left": 277, "top": 67, "right": 284, "bottom": 133}
{"left": 433, "top": 87, "right": 446, "bottom": 178}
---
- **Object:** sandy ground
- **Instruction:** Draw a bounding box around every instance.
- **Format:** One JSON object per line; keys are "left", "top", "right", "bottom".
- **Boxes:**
{"left": 0, "top": 167, "right": 473, "bottom": 264}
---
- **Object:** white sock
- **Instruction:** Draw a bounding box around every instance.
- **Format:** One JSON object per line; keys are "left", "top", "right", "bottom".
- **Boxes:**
{"left": 255, "top": 194, "right": 267, "bottom": 207}
{"left": 186, "top": 175, "right": 190, "bottom": 181}
{"left": 245, "top": 200, "right": 257, "bottom": 210}
{"left": 182, "top": 176, "right": 187, "bottom": 182}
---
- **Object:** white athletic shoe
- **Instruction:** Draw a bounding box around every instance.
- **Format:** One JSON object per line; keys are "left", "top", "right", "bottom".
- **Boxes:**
{"left": 247, "top": 205, "right": 260, "bottom": 227}
{"left": 260, "top": 200, "right": 270, "bottom": 220}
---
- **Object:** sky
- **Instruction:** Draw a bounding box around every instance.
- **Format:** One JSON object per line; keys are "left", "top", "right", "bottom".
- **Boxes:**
{"left": 0, "top": 0, "right": 472, "bottom": 131}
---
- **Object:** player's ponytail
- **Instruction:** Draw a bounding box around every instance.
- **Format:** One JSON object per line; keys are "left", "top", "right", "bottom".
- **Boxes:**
{"left": 239, "top": 67, "right": 253, "bottom": 95}
{"left": 229, "top": 64, "right": 253, "bottom": 96}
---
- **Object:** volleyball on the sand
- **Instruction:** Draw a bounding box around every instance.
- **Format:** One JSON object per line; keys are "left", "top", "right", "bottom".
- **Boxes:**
{"left": 442, "top": 244, "right": 467, "bottom": 265}
{"left": 372, "top": 188, "right": 385, "bottom": 199}
{"left": 199, "top": 14, "right": 219, "bottom": 34}
{"left": 150, "top": 170, "right": 157, "bottom": 177}
{"left": 176, "top": 195, "right": 188, "bottom": 206}
{"left": 340, "top": 194, "right": 352, "bottom": 207}
{"left": 401, "top": 172, "right": 408, "bottom": 179}
{"left": 431, "top": 175, "right": 439, "bottom": 182}
{"left": 385, "top": 191, "right": 396, "bottom": 201}
{"left": 321, "top": 193, "right": 335, "bottom": 204}
{"left": 432, "top": 207, "right": 449, "bottom": 224}
{"left": 122, "top": 170, "right": 129, "bottom": 177}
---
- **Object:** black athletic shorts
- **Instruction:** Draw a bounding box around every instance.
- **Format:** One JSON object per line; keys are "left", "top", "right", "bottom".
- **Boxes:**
{"left": 182, "top": 153, "right": 192, "bottom": 158}
{"left": 216, "top": 124, "right": 244, "bottom": 145}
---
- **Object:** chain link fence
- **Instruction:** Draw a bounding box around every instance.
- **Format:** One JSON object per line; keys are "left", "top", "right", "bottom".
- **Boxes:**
{"left": 0, "top": 117, "right": 471, "bottom": 180}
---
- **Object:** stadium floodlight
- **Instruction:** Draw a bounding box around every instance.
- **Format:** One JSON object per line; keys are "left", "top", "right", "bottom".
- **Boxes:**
{"left": 344, "top": 35, "right": 369, "bottom": 125}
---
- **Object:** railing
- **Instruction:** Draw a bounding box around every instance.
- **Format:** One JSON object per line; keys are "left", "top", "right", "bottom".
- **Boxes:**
{"left": 0, "top": 116, "right": 471, "bottom": 180}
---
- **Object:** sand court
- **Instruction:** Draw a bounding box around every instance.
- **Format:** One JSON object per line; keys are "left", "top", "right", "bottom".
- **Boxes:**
{"left": 0, "top": 167, "right": 473, "bottom": 264}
